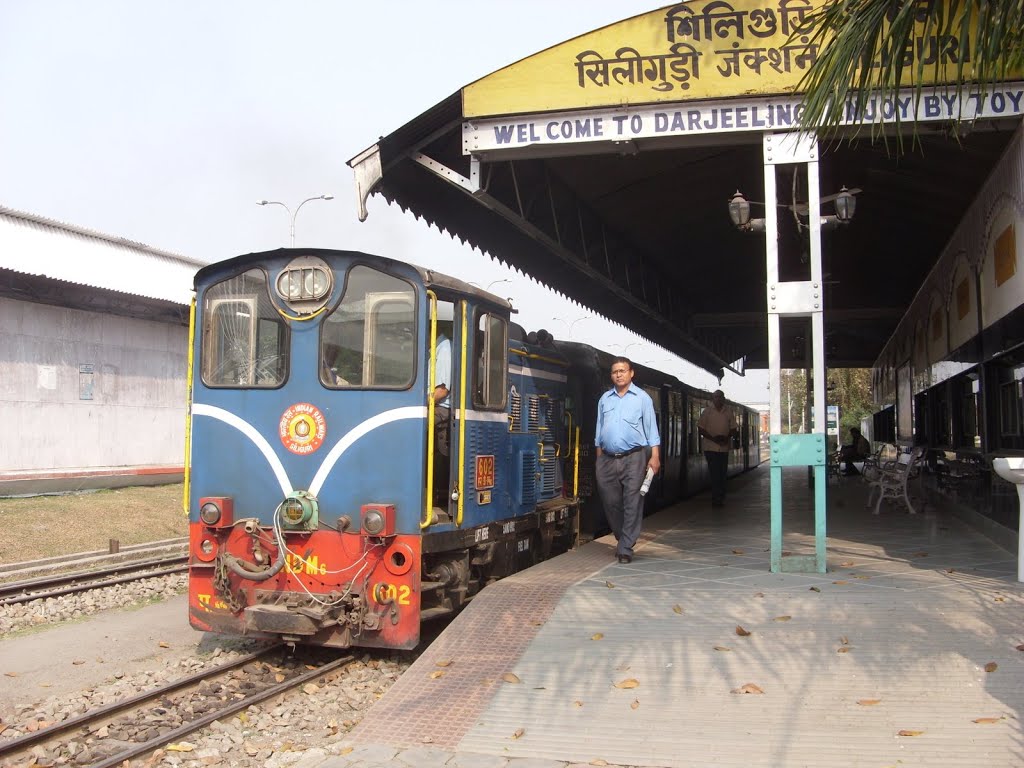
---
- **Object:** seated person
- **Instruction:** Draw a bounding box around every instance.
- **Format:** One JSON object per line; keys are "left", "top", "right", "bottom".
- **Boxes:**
{"left": 839, "top": 427, "right": 871, "bottom": 475}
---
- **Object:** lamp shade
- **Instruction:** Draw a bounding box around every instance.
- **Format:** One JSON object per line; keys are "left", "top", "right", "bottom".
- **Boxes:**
{"left": 728, "top": 191, "right": 751, "bottom": 227}
{"left": 834, "top": 186, "right": 856, "bottom": 222}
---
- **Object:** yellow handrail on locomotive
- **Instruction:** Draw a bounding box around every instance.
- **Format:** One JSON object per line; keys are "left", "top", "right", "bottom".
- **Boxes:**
{"left": 456, "top": 300, "right": 468, "bottom": 527}
{"left": 422, "top": 291, "right": 438, "bottom": 530}
{"left": 508, "top": 346, "right": 570, "bottom": 368}
{"left": 573, "top": 426, "right": 580, "bottom": 498}
{"left": 182, "top": 297, "right": 197, "bottom": 516}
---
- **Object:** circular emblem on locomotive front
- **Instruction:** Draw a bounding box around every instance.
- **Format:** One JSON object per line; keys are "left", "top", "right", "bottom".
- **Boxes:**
{"left": 279, "top": 403, "right": 327, "bottom": 455}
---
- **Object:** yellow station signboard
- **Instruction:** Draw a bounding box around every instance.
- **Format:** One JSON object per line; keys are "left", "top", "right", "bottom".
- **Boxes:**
{"left": 463, "top": 0, "right": 1005, "bottom": 118}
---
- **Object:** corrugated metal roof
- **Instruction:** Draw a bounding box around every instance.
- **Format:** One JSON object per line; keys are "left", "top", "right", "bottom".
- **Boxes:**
{"left": 0, "top": 206, "right": 205, "bottom": 305}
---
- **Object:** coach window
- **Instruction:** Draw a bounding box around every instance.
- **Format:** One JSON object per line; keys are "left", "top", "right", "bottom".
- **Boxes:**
{"left": 473, "top": 312, "right": 507, "bottom": 408}
{"left": 321, "top": 266, "right": 415, "bottom": 388}
{"left": 202, "top": 268, "right": 288, "bottom": 388}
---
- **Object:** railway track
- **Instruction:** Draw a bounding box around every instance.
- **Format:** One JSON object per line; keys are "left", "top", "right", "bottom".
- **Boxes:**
{"left": 0, "top": 645, "right": 354, "bottom": 768}
{"left": 0, "top": 554, "right": 189, "bottom": 606}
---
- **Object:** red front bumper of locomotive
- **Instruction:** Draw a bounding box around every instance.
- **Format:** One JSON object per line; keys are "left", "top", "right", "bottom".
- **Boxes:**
{"left": 188, "top": 522, "right": 422, "bottom": 649}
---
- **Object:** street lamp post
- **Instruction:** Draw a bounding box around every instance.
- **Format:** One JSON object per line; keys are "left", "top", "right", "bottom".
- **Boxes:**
{"left": 257, "top": 194, "right": 334, "bottom": 247}
{"left": 551, "top": 315, "right": 590, "bottom": 340}
{"left": 612, "top": 342, "right": 644, "bottom": 358}
{"left": 469, "top": 279, "right": 513, "bottom": 293}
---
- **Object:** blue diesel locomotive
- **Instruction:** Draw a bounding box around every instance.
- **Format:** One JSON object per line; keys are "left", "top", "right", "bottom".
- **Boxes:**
{"left": 186, "top": 249, "right": 760, "bottom": 650}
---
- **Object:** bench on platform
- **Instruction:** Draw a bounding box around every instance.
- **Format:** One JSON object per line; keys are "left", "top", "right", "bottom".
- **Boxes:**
{"left": 866, "top": 445, "right": 926, "bottom": 515}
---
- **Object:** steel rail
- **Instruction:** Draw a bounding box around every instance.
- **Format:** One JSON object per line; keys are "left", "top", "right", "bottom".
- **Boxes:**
{"left": 0, "top": 646, "right": 280, "bottom": 758}
{"left": 0, "top": 555, "right": 189, "bottom": 605}
{"left": 89, "top": 654, "right": 355, "bottom": 768}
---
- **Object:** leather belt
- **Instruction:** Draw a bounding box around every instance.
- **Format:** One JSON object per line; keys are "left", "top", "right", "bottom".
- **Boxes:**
{"left": 604, "top": 446, "right": 642, "bottom": 459}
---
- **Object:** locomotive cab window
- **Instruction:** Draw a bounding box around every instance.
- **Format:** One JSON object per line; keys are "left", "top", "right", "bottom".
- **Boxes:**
{"left": 320, "top": 266, "right": 415, "bottom": 389}
{"left": 474, "top": 312, "right": 507, "bottom": 409}
{"left": 202, "top": 268, "right": 288, "bottom": 388}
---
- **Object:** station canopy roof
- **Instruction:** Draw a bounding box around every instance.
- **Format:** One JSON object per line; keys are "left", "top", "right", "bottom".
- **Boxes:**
{"left": 349, "top": 2, "right": 1024, "bottom": 377}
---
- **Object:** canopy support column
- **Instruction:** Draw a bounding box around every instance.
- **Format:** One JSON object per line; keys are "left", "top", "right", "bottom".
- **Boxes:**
{"left": 764, "top": 132, "right": 827, "bottom": 574}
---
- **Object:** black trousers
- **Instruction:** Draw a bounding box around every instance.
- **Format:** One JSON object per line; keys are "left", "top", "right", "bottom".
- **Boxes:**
{"left": 705, "top": 450, "right": 728, "bottom": 504}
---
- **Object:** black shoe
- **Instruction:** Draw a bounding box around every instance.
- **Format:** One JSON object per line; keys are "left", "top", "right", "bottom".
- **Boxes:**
{"left": 617, "top": 554, "right": 632, "bottom": 564}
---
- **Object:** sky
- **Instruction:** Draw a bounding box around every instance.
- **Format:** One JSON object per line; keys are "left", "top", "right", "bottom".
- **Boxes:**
{"left": 0, "top": 0, "right": 769, "bottom": 406}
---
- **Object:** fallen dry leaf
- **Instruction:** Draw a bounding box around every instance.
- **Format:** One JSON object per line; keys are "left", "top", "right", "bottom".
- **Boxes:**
{"left": 773, "top": 615, "right": 791, "bottom": 622}
{"left": 591, "top": 633, "right": 604, "bottom": 641}
{"left": 275, "top": 673, "right": 286, "bottom": 683}
{"left": 732, "top": 549, "right": 744, "bottom": 554}
{"left": 429, "top": 670, "right": 445, "bottom": 679}
{"left": 630, "top": 699, "right": 640, "bottom": 709}
{"left": 984, "top": 662, "right": 998, "bottom": 673}
{"left": 512, "top": 728, "right": 525, "bottom": 740}
{"left": 672, "top": 604, "right": 683, "bottom": 614}
{"left": 72, "top": 659, "right": 85, "bottom": 665}
{"left": 735, "top": 626, "right": 751, "bottom": 636}
{"left": 303, "top": 683, "right": 319, "bottom": 694}
{"left": 605, "top": 580, "right": 615, "bottom": 589}
{"left": 3, "top": 673, "right": 16, "bottom": 678}
{"left": 435, "top": 659, "right": 453, "bottom": 667}
{"left": 832, "top": 580, "right": 848, "bottom": 585}
{"left": 590, "top": 761, "right": 609, "bottom": 766}
{"left": 713, "top": 645, "right": 732, "bottom": 652}
{"left": 837, "top": 647, "right": 852, "bottom": 654}
{"left": 753, "top": 591, "right": 765, "bottom": 598}
{"left": 994, "top": 597, "right": 1006, "bottom": 602}
{"left": 166, "top": 742, "right": 196, "bottom": 752}
{"left": 573, "top": 700, "right": 584, "bottom": 708}
{"left": 857, "top": 699, "right": 881, "bottom": 706}
{"left": 158, "top": 641, "right": 170, "bottom": 648}
{"left": 1016, "top": 644, "right": 1024, "bottom": 652}
{"left": 502, "top": 673, "right": 522, "bottom": 684}
{"left": 854, "top": 575, "right": 871, "bottom": 580}
{"left": 972, "top": 717, "right": 1003, "bottom": 724}
{"left": 897, "top": 730, "right": 924, "bottom": 737}
{"left": 809, "top": 586, "right": 821, "bottom": 593}
{"left": 731, "top": 683, "right": 764, "bottom": 694}
{"left": 614, "top": 678, "right": 640, "bottom": 689}
{"left": 839, "top": 561, "right": 855, "bottom": 567}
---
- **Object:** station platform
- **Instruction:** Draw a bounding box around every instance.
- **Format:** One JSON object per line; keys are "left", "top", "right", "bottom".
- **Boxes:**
{"left": 319, "top": 465, "right": 1024, "bottom": 768}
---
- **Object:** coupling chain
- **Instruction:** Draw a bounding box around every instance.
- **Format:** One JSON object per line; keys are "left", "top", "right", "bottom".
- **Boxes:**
{"left": 213, "top": 555, "right": 244, "bottom": 613}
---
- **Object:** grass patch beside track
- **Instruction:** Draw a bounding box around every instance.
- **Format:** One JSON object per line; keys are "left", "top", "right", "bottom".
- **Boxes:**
{"left": 0, "top": 484, "right": 187, "bottom": 563}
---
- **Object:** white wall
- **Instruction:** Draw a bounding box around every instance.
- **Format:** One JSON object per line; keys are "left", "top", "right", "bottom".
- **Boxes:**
{"left": 0, "top": 297, "right": 187, "bottom": 472}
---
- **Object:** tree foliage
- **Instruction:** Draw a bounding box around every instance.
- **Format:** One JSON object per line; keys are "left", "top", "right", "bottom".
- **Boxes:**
{"left": 797, "top": 0, "right": 1024, "bottom": 140}
{"left": 779, "top": 367, "right": 873, "bottom": 441}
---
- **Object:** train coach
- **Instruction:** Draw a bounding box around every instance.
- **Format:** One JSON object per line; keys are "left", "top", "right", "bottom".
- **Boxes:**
{"left": 185, "top": 248, "right": 761, "bottom": 650}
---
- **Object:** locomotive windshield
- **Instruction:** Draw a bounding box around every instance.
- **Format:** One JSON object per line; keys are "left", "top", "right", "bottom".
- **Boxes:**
{"left": 201, "top": 268, "right": 288, "bottom": 388}
{"left": 320, "top": 265, "right": 416, "bottom": 388}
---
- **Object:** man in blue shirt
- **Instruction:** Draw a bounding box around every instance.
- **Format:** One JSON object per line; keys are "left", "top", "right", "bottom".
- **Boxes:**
{"left": 594, "top": 357, "right": 661, "bottom": 564}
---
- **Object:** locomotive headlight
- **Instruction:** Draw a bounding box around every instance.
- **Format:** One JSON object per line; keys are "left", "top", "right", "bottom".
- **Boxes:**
{"left": 277, "top": 491, "right": 319, "bottom": 531}
{"left": 200, "top": 502, "right": 222, "bottom": 526}
{"left": 360, "top": 504, "right": 395, "bottom": 536}
{"left": 198, "top": 496, "right": 233, "bottom": 527}
{"left": 362, "top": 509, "right": 386, "bottom": 536}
